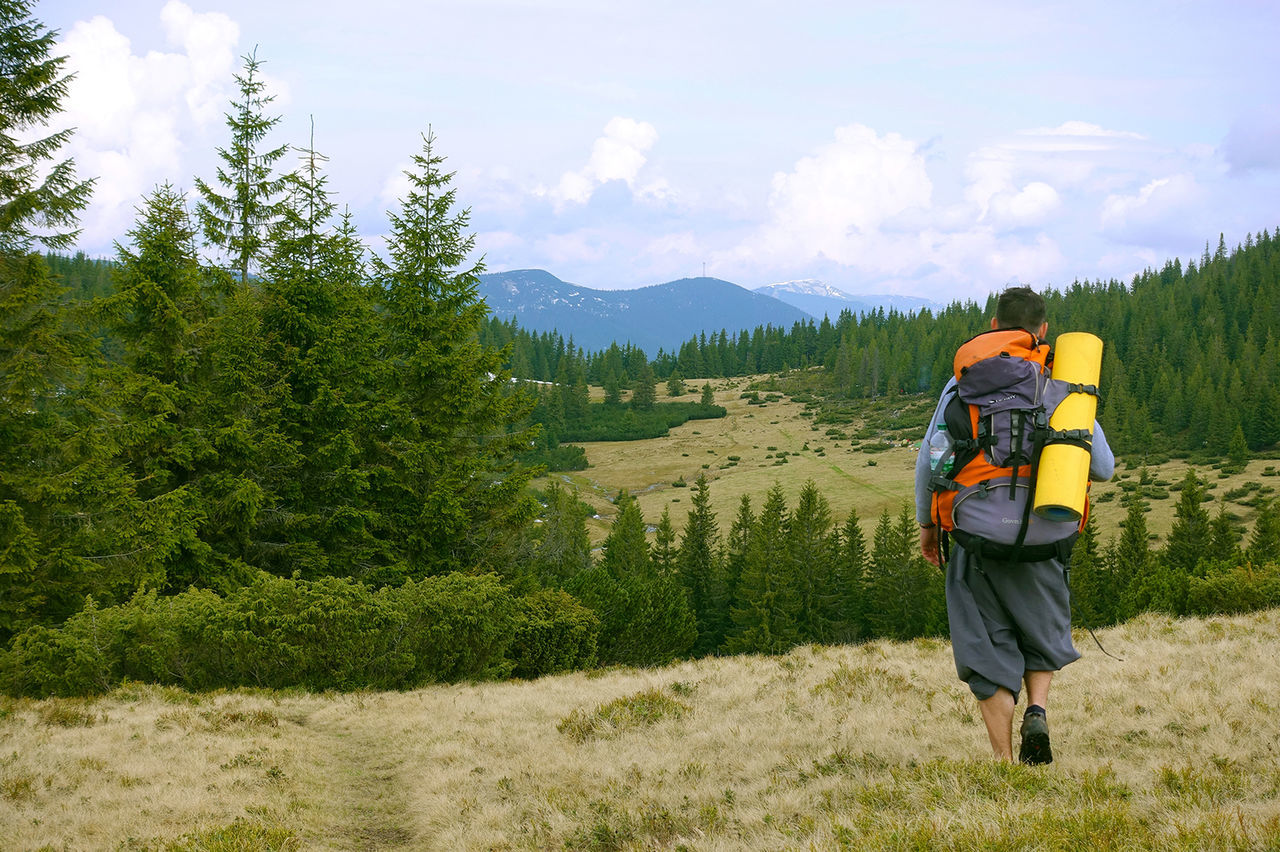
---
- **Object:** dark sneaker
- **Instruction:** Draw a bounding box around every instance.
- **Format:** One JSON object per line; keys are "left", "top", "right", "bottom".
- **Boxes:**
{"left": 1019, "top": 711, "right": 1053, "bottom": 765}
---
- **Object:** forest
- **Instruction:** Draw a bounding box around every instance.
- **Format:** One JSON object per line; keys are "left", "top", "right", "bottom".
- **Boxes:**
{"left": 2, "top": 2, "right": 1279, "bottom": 697}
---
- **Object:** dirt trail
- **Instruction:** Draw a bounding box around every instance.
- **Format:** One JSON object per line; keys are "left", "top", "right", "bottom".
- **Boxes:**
{"left": 303, "top": 711, "right": 418, "bottom": 850}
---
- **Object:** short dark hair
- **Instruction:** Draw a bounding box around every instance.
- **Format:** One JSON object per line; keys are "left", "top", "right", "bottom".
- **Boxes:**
{"left": 995, "top": 286, "right": 1046, "bottom": 333}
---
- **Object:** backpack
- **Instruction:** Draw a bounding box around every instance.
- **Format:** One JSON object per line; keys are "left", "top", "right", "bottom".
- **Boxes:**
{"left": 928, "top": 328, "right": 1094, "bottom": 563}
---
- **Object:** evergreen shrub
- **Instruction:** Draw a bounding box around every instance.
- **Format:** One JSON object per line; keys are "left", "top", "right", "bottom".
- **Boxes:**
{"left": 0, "top": 573, "right": 519, "bottom": 696}
{"left": 509, "top": 589, "right": 600, "bottom": 679}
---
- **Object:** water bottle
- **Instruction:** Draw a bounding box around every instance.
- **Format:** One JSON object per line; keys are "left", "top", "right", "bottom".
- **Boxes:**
{"left": 928, "top": 424, "right": 952, "bottom": 475}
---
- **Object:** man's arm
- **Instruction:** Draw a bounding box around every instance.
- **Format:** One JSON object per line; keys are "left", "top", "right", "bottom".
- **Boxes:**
{"left": 916, "top": 379, "right": 956, "bottom": 567}
{"left": 1089, "top": 421, "right": 1115, "bottom": 481}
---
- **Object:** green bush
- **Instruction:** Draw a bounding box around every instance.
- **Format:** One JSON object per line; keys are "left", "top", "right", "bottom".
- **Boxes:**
{"left": 1184, "top": 563, "right": 1280, "bottom": 616}
{"left": 0, "top": 573, "right": 520, "bottom": 697}
{"left": 509, "top": 589, "right": 600, "bottom": 679}
{"left": 557, "top": 402, "right": 726, "bottom": 442}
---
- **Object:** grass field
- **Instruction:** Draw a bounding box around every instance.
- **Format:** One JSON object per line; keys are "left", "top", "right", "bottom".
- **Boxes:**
{"left": 5, "top": 609, "right": 1280, "bottom": 850}
{"left": 549, "top": 378, "right": 1279, "bottom": 549}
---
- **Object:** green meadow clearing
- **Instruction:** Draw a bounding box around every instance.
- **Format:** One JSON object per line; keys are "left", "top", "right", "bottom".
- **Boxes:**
{"left": 551, "top": 378, "right": 1278, "bottom": 549}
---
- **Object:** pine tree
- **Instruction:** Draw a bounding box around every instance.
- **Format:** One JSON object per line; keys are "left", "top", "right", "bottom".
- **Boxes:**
{"left": 666, "top": 370, "right": 685, "bottom": 397}
{"left": 700, "top": 382, "right": 715, "bottom": 405}
{"left": 652, "top": 506, "right": 677, "bottom": 574}
{"left": 370, "top": 130, "right": 536, "bottom": 577}
{"left": 788, "top": 480, "right": 836, "bottom": 643}
{"left": 194, "top": 48, "right": 289, "bottom": 285}
{"left": 1163, "top": 469, "right": 1211, "bottom": 577}
{"left": 676, "top": 474, "right": 723, "bottom": 654}
{"left": 571, "top": 492, "right": 695, "bottom": 665}
{"left": 1112, "top": 491, "right": 1154, "bottom": 619}
{"left": 725, "top": 484, "right": 800, "bottom": 654}
{"left": 830, "top": 508, "right": 867, "bottom": 641}
{"left": 253, "top": 133, "right": 389, "bottom": 579}
{"left": 532, "top": 481, "right": 591, "bottom": 587}
{"left": 631, "top": 358, "right": 657, "bottom": 411}
{"left": 1247, "top": 498, "right": 1280, "bottom": 567}
{"left": 0, "top": 0, "right": 93, "bottom": 255}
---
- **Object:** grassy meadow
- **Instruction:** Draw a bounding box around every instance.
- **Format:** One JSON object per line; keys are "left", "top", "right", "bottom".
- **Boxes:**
{"left": 5, "top": 609, "right": 1280, "bottom": 850}
{"left": 553, "top": 378, "right": 1279, "bottom": 548}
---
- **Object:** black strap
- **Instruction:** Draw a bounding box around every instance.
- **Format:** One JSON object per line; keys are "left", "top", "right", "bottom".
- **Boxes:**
{"left": 951, "top": 529, "right": 1077, "bottom": 563}
{"left": 1065, "top": 383, "right": 1100, "bottom": 396}
{"left": 1063, "top": 565, "right": 1125, "bottom": 662}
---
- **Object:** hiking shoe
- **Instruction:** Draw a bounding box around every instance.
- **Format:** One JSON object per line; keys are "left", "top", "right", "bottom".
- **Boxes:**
{"left": 1019, "top": 710, "right": 1053, "bottom": 765}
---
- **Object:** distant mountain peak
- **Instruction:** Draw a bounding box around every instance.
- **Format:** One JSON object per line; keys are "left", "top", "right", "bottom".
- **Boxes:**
{"left": 756, "top": 279, "right": 852, "bottom": 300}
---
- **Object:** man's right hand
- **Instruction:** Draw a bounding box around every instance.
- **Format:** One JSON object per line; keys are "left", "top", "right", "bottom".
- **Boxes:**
{"left": 920, "top": 525, "right": 942, "bottom": 567}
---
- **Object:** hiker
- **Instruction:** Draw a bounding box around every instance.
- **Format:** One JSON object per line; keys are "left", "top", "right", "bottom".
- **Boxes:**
{"left": 914, "top": 286, "right": 1114, "bottom": 764}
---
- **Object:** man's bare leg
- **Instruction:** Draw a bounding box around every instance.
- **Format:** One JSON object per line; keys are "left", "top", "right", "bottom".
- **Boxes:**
{"left": 978, "top": 687, "right": 1015, "bottom": 761}
{"left": 1020, "top": 670, "right": 1055, "bottom": 764}
{"left": 1024, "top": 670, "right": 1052, "bottom": 709}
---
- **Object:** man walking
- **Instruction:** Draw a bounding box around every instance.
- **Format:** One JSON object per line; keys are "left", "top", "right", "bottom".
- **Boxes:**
{"left": 915, "top": 286, "right": 1114, "bottom": 763}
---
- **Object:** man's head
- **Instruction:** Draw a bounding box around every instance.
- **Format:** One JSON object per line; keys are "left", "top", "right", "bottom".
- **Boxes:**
{"left": 992, "top": 286, "right": 1048, "bottom": 338}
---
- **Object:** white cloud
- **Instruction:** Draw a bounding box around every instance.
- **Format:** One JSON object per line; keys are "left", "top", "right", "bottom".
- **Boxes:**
{"left": 544, "top": 117, "right": 662, "bottom": 207}
{"left": 379, "top": 161, "right": 414, "bottom": 209}
{"left": 1023, "top": 121, "right": 1146, "bottom": 141}
{"left": 536, "top": 230, "right": 610, "bottom": 265}
{"left": 58, "top": 2, "right": 242, "bottom": 252}
{"left": 1100, "top": 173, "right": 1199, "bottom": 233}
{"left": 744, "top": 124, "right": 932, "bottom": 268}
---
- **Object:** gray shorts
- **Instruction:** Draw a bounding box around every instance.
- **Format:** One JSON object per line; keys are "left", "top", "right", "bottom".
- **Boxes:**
{"left": 945, "top": 543, "right": 1080, "bottom": 701}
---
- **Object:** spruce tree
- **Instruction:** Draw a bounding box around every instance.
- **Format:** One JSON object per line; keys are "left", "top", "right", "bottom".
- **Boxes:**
{"left": 532, "top": 481, "right": 591, "bottom": 587}
{"left": 676, "top": 474, "right": 723, "bottom": 654}
{"left": 371, "top": 130, "right": 536, "bottom": 577}
{"left": 1067, "top": 512, "right": 1109, "bottom": 626}
{"left": 0, "top": 0, "right": 93, "bottom": 254}
{"left": 571, "top": 492, "right": 695, "bottom": 665}
{"left": 631, "top": 358, "right": 657, "bottom": 411}
{"left": 1207, "top": 501, "right": 1242, "bottom": 569}
{"left": 1163, "top": 469, "right": 1211, "bottom": 577}
{"left": 194, "top": 48, "right": 289, "bottom": 285}
{"left": 0, "top": 3, "right": 166, "bottom": 636}
{"left": 788, "top": 480, "right": 837, "bottom": 643}
{"left": 1247, "top": 498, "right": 1280, "bottom": 567}
{"left": 1112, "top": 491, "right": 1154, "bottom": 620}
{"left": 831, "top": 508, "right": 868, "bottom": 641}
{"left": 254, "top": 134, "right": 389, "bottom": 579}
{"left": 725, "top": 484, "right": 800, "bottom": 655}
{"left": 652, "top": 506, "right": 677, "bottom": 575}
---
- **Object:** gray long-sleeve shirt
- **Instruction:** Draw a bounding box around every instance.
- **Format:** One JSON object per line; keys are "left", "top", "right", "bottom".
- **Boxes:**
{"left": 914, "top": 376, "right": 1115, "bottom": 526}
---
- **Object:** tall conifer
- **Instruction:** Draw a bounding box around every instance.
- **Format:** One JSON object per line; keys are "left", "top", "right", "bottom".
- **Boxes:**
{"left": 371, "top": 130, "right": 536, "bottom": 577}
{"left": 195, "top": 48, "right": 289, "bottom": 285}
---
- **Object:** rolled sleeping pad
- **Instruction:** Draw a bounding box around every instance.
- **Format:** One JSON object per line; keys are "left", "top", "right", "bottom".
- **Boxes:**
{"left": 1033, "top": 332, "right": 1103, "bottom": 522}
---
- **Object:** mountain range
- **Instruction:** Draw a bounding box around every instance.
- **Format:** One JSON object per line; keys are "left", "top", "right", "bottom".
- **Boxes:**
{"left": 476, "top": 269, "right": 941, "bottom": 355}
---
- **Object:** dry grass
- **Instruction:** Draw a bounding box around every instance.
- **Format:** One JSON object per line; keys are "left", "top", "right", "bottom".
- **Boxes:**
{"left": 545, "top": 379, "right": 1278, "bottom": 548}
{"left": 5, "top": 610, "right": 1280, "bottom": 849}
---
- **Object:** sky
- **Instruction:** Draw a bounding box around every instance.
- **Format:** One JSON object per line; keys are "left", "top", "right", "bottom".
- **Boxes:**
{"left": 42, "top": 0, "right": 1280, "bottom": 302}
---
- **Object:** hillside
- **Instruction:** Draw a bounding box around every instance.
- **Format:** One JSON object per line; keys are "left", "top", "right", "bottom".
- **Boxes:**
{"left": 5, "top": 608, "right": 1279, "bottom": 849}
{"left": 477, "top": 269, "right": 812, "bottom": 354}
